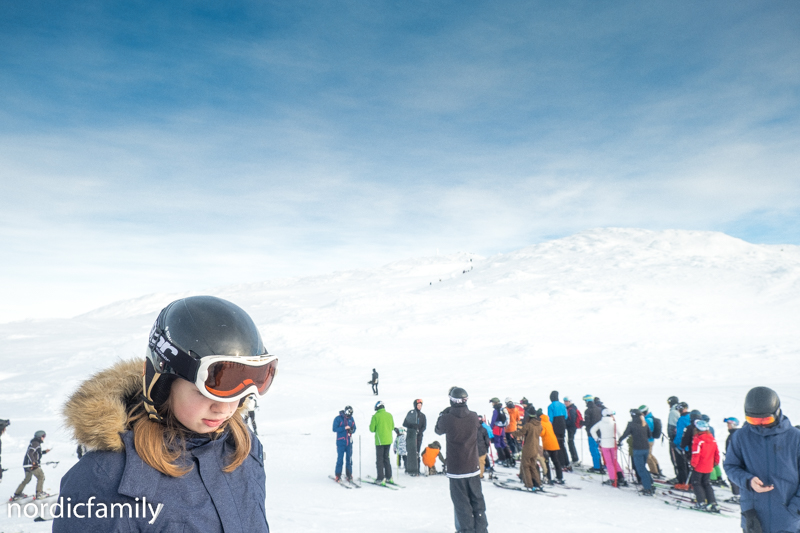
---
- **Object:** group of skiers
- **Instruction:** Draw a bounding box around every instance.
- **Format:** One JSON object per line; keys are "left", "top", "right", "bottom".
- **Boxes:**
{"left": 338, "top": 383, "right": 800, "bottom": 533}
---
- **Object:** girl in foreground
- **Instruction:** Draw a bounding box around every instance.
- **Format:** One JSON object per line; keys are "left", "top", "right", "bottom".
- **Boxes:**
{"left": 54, "top": 296, "right": 278, "bottom": 532}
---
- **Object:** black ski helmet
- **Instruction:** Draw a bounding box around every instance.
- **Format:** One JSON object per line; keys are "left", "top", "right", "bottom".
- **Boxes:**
{"left": 344, "top": 406, "right": 353, "bottom": 417}
{"left": 630, "top": 409, "right": 642, "bottom": 419}
{"left": 690, "top": 409, "right": 702, "bottom": 421}
{"left": 744, "top": 387, "right": 781, "bottom": 418}
{"left": 143, "top": 295, "right": 268, "bottom": 422}
{"left": 450, "top": 387, "right": 468, "bottom": 405}
{"left": 668, "top": 396, "right": 679, "bottom": 407}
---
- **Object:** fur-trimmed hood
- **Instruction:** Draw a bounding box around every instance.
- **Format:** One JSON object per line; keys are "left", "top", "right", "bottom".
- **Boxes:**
{"left": 63, "top": 359, "right": 143, "bottom": 452}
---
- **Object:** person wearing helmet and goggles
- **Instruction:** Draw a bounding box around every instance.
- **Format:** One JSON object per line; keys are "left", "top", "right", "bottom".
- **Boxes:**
{"left": 332, "top": 406, "right": 357, "bottom": 483}
{"left": 725, "top": 387, "right": 800, "bottom": 533}
{"left": 54, "top": 295, "right": 276, "bottom": 533}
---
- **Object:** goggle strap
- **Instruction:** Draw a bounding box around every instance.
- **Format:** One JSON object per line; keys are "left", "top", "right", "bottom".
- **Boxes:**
{"left": 148, "top": 326, "right": 200, "bottom": 382}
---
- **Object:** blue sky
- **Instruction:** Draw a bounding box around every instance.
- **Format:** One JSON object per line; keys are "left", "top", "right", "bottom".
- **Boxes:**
{"left": 1, "top": 1, "right": 799, "bottom": 322}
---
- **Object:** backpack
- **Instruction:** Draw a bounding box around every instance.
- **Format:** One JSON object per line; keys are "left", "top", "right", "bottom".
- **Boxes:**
{"left": 652, "top": 417, "right": 663, "bottom": 440}
{"left": 575, "top": 408, "right": 584, "bottom": 429}
{"left": 495, "top": 408, "right": 507, "bottom": 425}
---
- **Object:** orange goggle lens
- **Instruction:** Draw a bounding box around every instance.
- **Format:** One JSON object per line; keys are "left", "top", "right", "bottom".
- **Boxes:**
{"left": 204, "top": 359, "right": 278, "bottom": 398}
{"left": 745, "top": 415, "right": 775, "bottom": 426}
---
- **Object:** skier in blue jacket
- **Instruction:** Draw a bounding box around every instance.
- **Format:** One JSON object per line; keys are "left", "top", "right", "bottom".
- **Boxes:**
{"left": 332, "top": 406, "right": 356, "bottom": 482}
{"left": 672, "top": 403, "right": 691, "bottom": 484}
{"left": 725, "top": 387, "right": 800, "bottom": 533}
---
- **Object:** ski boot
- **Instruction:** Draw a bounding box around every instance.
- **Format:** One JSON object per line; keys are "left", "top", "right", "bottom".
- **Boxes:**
{"left": 553, "top": 479, "right": 565, "bottom": 485}
{"left": 692, "top": 503, "right": 706, "bottom": 511}
{"left": 386, "top": 478, "right": 396, "bottom": 486}
{"left": 334, "top": 474, "right": 342, "bottom": 482}
{"left": 9, "top": 493, "right": 28, "bottom": 502}
{"left": 707, "top": 504, "right": 721, "bottom": 514}
{"left": 36, "top": 492, "right": 51, "bottom": 500}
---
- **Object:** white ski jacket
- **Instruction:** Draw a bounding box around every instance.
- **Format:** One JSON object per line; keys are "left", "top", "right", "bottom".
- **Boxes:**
{"left": 590, "top": 416, "right": 619, "bottom": 449}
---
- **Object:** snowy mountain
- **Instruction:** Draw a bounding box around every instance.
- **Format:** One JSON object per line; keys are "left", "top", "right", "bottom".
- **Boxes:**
{"left": 2, "top": 228, "right": 799, "bottom": 532}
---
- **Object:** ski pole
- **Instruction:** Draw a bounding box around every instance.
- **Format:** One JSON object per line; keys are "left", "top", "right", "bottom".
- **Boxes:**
{"left": 359, "top": 435, "right": 362, "bottom": 483}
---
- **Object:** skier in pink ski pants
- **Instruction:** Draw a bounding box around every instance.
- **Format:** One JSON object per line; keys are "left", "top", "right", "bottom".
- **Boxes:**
{"left": 590, "top": 408, "right": 628, "bottom": 487}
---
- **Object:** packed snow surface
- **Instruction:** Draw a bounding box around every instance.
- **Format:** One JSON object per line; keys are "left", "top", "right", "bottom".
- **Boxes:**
{"left": 2, "top": 228, "right": 800, "bottom": 531}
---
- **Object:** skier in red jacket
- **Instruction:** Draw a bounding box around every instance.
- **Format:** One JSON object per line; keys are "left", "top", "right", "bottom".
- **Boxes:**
{"left": 690, "top": 419, "right": 721, "bottom": 513}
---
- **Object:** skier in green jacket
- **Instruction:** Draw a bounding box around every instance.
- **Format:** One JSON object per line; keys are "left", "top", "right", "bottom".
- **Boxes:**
{"left": 370, "top": 401, "right": 395, "bottom": 485}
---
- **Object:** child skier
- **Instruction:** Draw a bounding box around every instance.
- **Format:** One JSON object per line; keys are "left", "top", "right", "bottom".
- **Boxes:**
{"left": 690, "top": 419, "right": 720, "bottom": 513}
{"left": 11, "top": 430, "right": 50, "bottom": 500}
{"left": 53, "top": 296, "right": 277, "bottom": 531}
{"left": 421, "top": 441, "right": 446, "bottom": 475}
{"left": 393, "top": 427, "right": 407, "bottom": 470}
{"left": 0, "top": 419, "right": 8, "bottom": 483}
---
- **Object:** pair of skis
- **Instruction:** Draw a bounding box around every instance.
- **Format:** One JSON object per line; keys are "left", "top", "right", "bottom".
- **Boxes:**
{"left": 329, "top": 475, "right": 361, "bottom": 489}
{"left": 492, "top": 479, "right": 566, "bottom": 497}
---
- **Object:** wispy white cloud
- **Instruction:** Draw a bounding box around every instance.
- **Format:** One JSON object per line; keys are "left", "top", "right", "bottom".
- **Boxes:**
{"left": 1, "top": 1, "right": 799, "bottom": 321}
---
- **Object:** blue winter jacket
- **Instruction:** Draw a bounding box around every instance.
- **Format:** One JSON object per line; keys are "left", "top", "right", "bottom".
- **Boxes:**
{"left": 333, "top": 412, "right": 356, "bottom": 447}
{"left": 53, "top": 430, "right": 269, "bottom": 533}
{"left": 644, "top": 413, "right": 655, "bottom": 443}
{"left": 724, "top": 415, "right": 800, "bottom": 533}
{"left": 547, "top": 401, "right": 567, "bottom": 421}
{"left": 673, "top": 413, "right": 691, "bottom": 450}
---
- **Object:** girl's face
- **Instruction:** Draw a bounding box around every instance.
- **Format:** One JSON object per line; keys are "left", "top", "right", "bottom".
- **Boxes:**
{"left": 170, "top": 378, "right": 239, "bottom": 434}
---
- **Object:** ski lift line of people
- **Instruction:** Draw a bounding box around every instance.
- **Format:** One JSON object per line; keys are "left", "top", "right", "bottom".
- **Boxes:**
{"left": 328, "top": 388, "right": 775, "bottom": 523}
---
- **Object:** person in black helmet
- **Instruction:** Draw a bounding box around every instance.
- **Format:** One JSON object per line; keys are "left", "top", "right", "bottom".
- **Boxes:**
{"left": 435, "top": 387, "right": 488, "bottom": 533}
{"left": 54, "top": 296, "right": 277, "bottom": 532}
{"left": 0, "top": 419, "right": 9, "bottom": 482}
{"left": 11, "top": 430, "right": 51, "bottom": 499}
{"left": 370, "top": 369, "right": 379, "bottom": 395}
{"left": 725, "top": 386, "right": 800, "bottom": 533}
{"left": 332, "top": 406, "right": 356, "bottom": 483}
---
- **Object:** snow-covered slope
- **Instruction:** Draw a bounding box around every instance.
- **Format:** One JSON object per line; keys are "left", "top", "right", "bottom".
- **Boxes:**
{"left": 2, "top": 228, "right": 799, "bottom": 532}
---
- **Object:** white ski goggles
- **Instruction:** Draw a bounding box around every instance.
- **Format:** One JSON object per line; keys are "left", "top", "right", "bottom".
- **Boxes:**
{"left": 194, "top": 354, "right": 278, "bottom": 402}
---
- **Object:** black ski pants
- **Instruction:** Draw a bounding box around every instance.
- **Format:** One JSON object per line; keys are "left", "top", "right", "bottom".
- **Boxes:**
{"left": 450, "top": 476, "right": 488, "bottom": 533}
{"left": 544, "top": 450, "right": 563, "bottom": 481}
{"left": 556, "top": 437, "right": 569, "bottom": 468}
{"left": 566, "top": 427, "right": 580, "bottom": 464}
{"left": 671, "top": 444, "right": 689, "bottom": 484}
{"left": 376, "top": 444, "right": 392, "bottom": 481}
{"left": 691, "top": 471, "right": 716, "bottom": 505}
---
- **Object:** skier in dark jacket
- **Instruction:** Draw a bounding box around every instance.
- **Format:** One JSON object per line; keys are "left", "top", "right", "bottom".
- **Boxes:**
{"left": 582, "top": 394, "right": 604, "bottom": 472}
{"left": 725, "top": 387, "right": 800, "bottom": 533}
{"left": 0, "top": 419, "right": 8, "bottom": 482}
{"left": 547, "top": 391, "right": 569, "bottom": 470}
{"left": 564, "top": 398, "right": 580, "bottom": 464}
{"left": 723, "top": 417, "right": 741, "bottom": 501}
{"left": 672, "top": 402, "right": 691, "bottom": 484}
{"left": 476, "top": 421, "right": 491, "bottom": 479}
{"left": 403, "top": 399, "right": 426, "bottom": 476}
{"left": 332, "top": 406, "right": 356, "bottom": 482}
{"left": 619, "top": 409, "right": 653, "bottom": 495}
{"left": 435, "top": 387, "right": 488, "bottom": 533}
{"left": 12, "top": 430, "right": 50, "bottom": 499}
{"left": 370, "top": 369, "right": 379, "bottom": 395}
